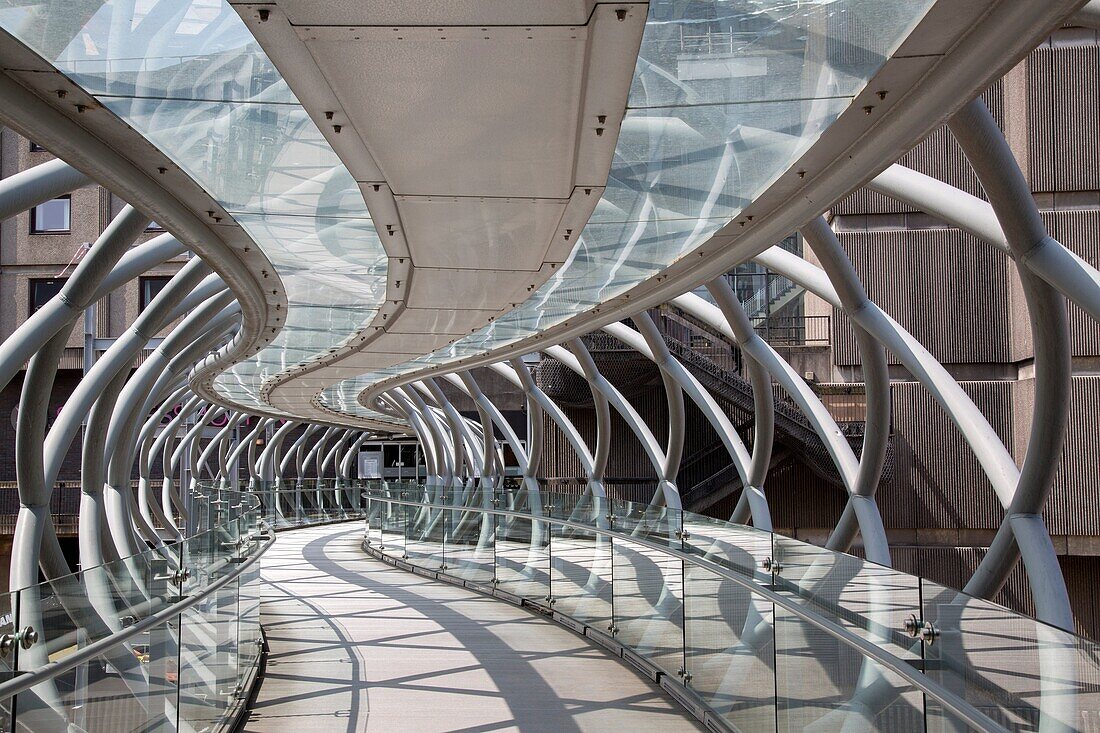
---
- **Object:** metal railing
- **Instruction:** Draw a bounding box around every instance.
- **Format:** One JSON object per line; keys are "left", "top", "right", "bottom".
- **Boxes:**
{"left": 0, "top": 483, "right": 272, "bottom": 733}
{"left": 360, "top": 482, "right": 1100, "bottom": 733}
{"left": 754, "top": 314, "right": 831, "bottom": 347}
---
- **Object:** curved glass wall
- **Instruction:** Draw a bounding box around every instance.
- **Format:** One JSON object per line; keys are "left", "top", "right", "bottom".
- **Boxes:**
{"left": 318, "top": 0, "right": 935, "bottom": 417}
{"left": 0, "top": 0, "right": 388, "bottom": 416}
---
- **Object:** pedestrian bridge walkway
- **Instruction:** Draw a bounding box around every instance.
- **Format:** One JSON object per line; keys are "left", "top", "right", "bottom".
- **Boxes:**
{"left": 244, "top": 523, "right": 703, "bottom": 733}
{"left": 246, "top": 485, "right": 1100, "bottom": 733}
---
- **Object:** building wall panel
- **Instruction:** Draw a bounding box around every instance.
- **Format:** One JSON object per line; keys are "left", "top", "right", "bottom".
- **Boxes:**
{"left": 1043, "top": 210, "right": 1100, "bottom": 356}
{"left": 886, "top": 381, "right": 1013, "bottom": 531}
{"left": 835, "top": 230, "right": 1015, "bottom": 366}
{"left": 1047, "top": 376, "right": 1100, "bottom": 535}
{"left": 1028, "top": 45, "right": 1100, "bottom": 193}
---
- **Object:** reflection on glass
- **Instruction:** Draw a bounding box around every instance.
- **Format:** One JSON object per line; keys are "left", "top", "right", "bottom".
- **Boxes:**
{"left": 495, "top": 515, "right": 551, "bottom": 600}
{"left": 774, "top": 605, "right": 925, "bottom": 730}
{"left": 550, "top": 520, "right": 613, "bottom": 630}
{"left": 684, "top": 564, "right": 776, "bottom": 731}
{"left": 612, "top": 537, "right": 685, "bottom": 679}
{"left": 0, "top": 484, "right": 266, "bottom": 733}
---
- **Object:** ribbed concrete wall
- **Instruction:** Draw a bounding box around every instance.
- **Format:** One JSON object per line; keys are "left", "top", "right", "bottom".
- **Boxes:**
{"left": 1027, "top": 43, "right": 1100, "bottom": 193}
{"left": 834, "top": 231, "right": 1018, "bottom": 366}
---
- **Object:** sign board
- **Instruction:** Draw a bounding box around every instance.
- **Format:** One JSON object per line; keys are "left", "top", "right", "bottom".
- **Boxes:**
{"left": 359, "top": 450, "right": 383, "bottom": 479}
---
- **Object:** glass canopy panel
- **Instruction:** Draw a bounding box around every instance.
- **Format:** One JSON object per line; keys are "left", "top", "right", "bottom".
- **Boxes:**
{"left": 0, "top": 0, "right": 932, "bottom": 425}
{"left": 0, "top": 0, "right": 389, "bottom": 418}
{"left": 320, "top": 0, "right": 932, "bottom": 419}
{"left": 96, "top": 97, "right": 365, "bottom": 219}
{"left": 0, "top": 0, "right": 296, "bottom": 103}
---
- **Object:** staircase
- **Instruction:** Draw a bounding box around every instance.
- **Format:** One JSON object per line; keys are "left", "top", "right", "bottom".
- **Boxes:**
{"left": 547, "top": 307, "right": 891, "bottom": 513}
{"left": 679, "top": 447, "right": 793, "bottom": 514}
{"left": 693, "top": 272, "right": 804, "bottom": 327}
{"left": 651, "top": 306, "right": 892, "bottom": 509}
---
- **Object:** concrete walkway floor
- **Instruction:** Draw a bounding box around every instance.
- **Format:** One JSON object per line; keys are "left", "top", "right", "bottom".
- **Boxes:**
{"left": 242, "top": 523, "right": 705, "bottom": 733}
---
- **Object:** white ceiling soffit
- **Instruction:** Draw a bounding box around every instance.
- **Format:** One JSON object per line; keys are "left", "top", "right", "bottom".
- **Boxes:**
{"left": 234, "top": 2, "right": 646, "bottom": 421}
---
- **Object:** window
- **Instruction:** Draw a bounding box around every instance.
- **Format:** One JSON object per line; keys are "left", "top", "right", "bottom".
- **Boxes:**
{"left": 30, "top": 196, "right": 70, "bottom": 233}
{"left": 146, "top": 221, "right": 165, "bottom": 232}
{"left": 29, "top": 141, "right": 46, "bottom": 152}
{"left": 29, "top": 278, "right": 66, "bottom": 314}
{"left": 140, "top": 276, "right": 172, "bottom": 311}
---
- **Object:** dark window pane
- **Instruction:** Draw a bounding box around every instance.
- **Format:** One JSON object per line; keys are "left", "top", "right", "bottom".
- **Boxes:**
{"left": 140, "top": 276, "right": 172, "bottom": 311}
{"left": 29, "top": 278, "right": 66, "bottom": 313}
{"left": 30, "top": 196, "right": 70, "bottom": 233}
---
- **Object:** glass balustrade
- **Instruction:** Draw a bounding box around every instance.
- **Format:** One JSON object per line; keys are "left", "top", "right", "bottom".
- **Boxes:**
{"left": 0, "top": 484, "right": 269, "bottom": 733}
{"left": 346, "top": 482, "right": 1100, "bottom": 733}
{"left": 244, "top": 478, "right": 368, "bottom": 530}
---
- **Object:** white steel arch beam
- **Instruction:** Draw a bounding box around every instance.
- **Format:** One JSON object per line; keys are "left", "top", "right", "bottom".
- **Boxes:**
{"left": 490, "top": 359, "right": 594, "bottom": 479}
{"left": 316, "top": 429, "right": 353, "bottom": 511}
{"left": 339, "top": 431, "right": 367, "bottom": 480}
{"left": 799, "top": 217, "right": 893, "bottom": 554}
{"left": 427, "top": 391, "right": 487, "bottom": 486}
{"left": 601, "top": 318, "right": 773, "bottom": 531}
{"left": 753, "top": 242, "right": 1074, "bottom": 629}
{"left": 867, "top": 165, "right": 1100, "bottom": 322}
{"left": 0, "top": 207, "right": 159, "bottom": 396}
{"left": 10, "top": 205, "right": 153, "bottom": 582}
{"left": 260, "top": 420, "right": 300, "bottom": 486}
{"left": 0, "top": 157, "right": 88, "bottom": 221}
{"left": 449, "top": 371, "right": 527, "bottom": 486}
{"left": 246, "top": 420, "right": 268, "bottom": 488}
{"left": 381, "top": 392, "right": 439, "bottom": 487}
{"left": 292, "top": 423, "right": 324, "bottom": 483}
{"left": 168, "top": 404, "right": 226, "bottom": 523}
{"left": 120, "top": 324, "right": 238, "bottom": 551}
{"left": 678, "top": 283, "right": 892, "bottom": 567}
{"left": 227, "top": 417, "right": 272, "bottom": 487}
{"left": 439, "top": 375, "right": 502, "bottom": 547}
{"left": 156, "top": 394, "right": 206, "bottom": 535}
{"left": 400, "top": 386, "right": 454, "bottom": 491}
{"left": 0, "top": 69, "right": 280, "bottom": 430}
{"left": 1076, "top": 0, "right": 1100, "bottom": 27}
{"left": 320, "top": 429, "right": 353, "bottom": 480}
{"left": 419, "top": 379, "right": 476, "bottom": 486}
{"left": 15, "top": 259, "right": 215, "bottom": 591}
{"left": 424, "top": 382, "right": 491, "bottom": 485}
{"left": 948, "top": 99, "right": 1074, "bottom": 632}
{"left": 572, "top": 342, "right": 613, "bottom": 499}
{"left": 105, "top": 303, "right": 241, "bottom": 556}
{"left": 544, "top": 341, "right": 674, "bottom": 507}
{"left": 136, "top": 385, "right": 192, "bottom": 539}
{"left": 197, "top": 412, "right": 239, "bottom": 483}
{"left": 305, "top": 426, "right": 337, "bottom": 493}
{"left": 280, "top": 421, "right": 315, "bottom": 484}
